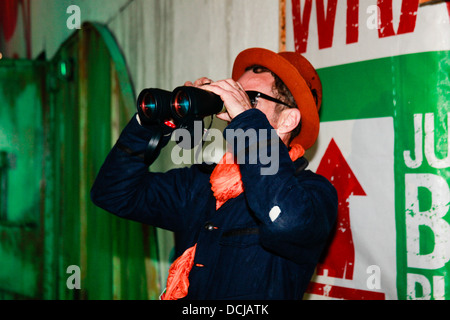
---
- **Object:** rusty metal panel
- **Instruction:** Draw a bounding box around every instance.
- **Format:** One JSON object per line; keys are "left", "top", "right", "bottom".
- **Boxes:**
{"left": 0, "top": 59, "right": 47, "bottom": 299}
{"left": 0, "top": 23, "right": 161, "bottom": 300}
{"left": 48, "top": 23, "right": 161, "bottom": 300}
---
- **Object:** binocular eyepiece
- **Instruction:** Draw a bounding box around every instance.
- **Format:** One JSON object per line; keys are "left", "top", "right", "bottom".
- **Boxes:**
{"left": 137, "top": 86, "right": 225, "bottom": 128}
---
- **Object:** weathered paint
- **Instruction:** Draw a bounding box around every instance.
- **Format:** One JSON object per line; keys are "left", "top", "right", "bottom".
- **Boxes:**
{"left": 0, "top": 23, "right": 161, "bottom": 300}
{"left": 0, "top": 59, "right": 46, "bottom": 299}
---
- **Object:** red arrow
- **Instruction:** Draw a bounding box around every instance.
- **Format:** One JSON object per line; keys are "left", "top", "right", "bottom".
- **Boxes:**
{"left": 306, "top": 282, "right": 386, "bottom": 300}
{"left": 315, "top": 138, "right": 366, "bottom": 280}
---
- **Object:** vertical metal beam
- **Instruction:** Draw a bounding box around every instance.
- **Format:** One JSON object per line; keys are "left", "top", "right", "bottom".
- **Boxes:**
{"left": 0, "top": 151, "right": 8, "bottom": 221}
{"left": 78, "top": 28, "right": 88, "bottom": 300}
{"left": 110, "top": 63, "right": 122, "bottom": 300}
{"left": 279, "top": 0, "right": 287, "bottom": 52}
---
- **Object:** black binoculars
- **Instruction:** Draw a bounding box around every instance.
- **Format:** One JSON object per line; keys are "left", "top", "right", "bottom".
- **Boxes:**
{"left": 137, "top": 86, "right": 225, "bottom": 128}
{"left": 136, "top": 86, "right": 225, "bottom": 165}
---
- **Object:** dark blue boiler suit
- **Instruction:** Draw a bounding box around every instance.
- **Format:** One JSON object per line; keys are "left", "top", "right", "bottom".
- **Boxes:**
{"left": 91, "top": 109, "right": 338, "bottom": 300}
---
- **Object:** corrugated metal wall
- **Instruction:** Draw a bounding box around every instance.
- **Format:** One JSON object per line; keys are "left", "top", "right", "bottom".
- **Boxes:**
{"left": 1, "top": 0, "right": 282, "bottom": 300}
{"left": 0, "top": 59, "right": 46, "bottom": 299}
{"left": 0, "top": 23, "right": 162, "bottom": 299}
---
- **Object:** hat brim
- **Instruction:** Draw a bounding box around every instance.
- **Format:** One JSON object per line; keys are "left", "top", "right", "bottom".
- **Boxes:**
{"left": 232, "top": 48, "right": 319, "bottom": 150}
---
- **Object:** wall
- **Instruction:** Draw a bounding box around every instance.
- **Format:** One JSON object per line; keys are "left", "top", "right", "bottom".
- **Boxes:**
{"left": 2, "top": 0, "right": 449, "bottom": 301}
{"left": 28, "top": 0, "right": 279, "bottom": 87}
{"left": 1, "top": 0, "right": 282, "bottom": 299}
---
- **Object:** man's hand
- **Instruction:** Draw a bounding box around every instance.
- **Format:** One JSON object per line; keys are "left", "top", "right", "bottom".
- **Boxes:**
{"left": 186, "top": 77, "right": 253, "bottom": 122}
{"left": 184, "top": 77, "right": 213, "bottom": 87}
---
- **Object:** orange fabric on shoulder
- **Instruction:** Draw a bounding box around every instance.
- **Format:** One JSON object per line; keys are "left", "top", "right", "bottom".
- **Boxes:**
{"left": 210, "top": 144, "right": 305, "bottom": 209}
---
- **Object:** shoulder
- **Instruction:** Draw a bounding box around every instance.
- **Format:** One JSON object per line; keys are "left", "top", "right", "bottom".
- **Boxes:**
{"left": 294, "top": 159, "right": 337, "bottom": 200}
{"left": 294, "top": 158, "right": 332, "bottom": 185}
{"left": 296, "top": 168, "right": 335, "bottom": 189}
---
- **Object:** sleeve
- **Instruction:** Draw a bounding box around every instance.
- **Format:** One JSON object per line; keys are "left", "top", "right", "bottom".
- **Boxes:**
{"left": 90, "top": 115, "right": 196, "bottom": 232}
{"left": 224, "top": 109, "right": 338, "bottom": 262}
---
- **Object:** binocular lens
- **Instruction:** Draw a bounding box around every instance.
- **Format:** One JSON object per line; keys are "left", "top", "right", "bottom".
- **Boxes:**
{"left": 139, "top": 91, "right": 157, "bottom": 119}
{"left": 137, "top": 88, "right": 172, "bottom": 125}
{"left": 173, "top": 91, "right": 190, "bottom": 118}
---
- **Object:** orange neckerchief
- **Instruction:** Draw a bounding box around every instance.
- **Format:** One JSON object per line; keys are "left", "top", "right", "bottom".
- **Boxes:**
{"left": 161, "top": 144, "right": 305, "bottom": 300}
{"left": 211, "top": 143, "right": 305, "bottom": 209}
{"left": 160, "top": 244, "right": 197, "bottom": 300}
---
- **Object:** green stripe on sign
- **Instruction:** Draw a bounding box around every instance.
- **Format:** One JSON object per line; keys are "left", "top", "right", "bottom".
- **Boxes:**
{"left": 317, "top": 51, "right": 449, "bottom": 122}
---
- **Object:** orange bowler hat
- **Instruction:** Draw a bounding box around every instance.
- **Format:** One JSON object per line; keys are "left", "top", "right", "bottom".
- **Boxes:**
{"left": 232, "top": 48, "right": 322, "bottom": 150}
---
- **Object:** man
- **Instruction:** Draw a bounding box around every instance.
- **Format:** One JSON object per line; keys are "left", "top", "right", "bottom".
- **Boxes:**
{"left": 91, "top": 48, "right": 337, "bottom": 300}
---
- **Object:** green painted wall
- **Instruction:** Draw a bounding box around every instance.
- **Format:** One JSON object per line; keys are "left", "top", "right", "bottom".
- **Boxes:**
{"left": 0, "top": 59, "right": 46, "bottom": 299}
{"left": 0, "top": 23, "right": 162, "bottom": 300}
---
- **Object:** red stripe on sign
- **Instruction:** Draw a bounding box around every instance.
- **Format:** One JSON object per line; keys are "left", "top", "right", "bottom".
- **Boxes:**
{"left": 306, "top": 282, "right": 386, "bottom": 300}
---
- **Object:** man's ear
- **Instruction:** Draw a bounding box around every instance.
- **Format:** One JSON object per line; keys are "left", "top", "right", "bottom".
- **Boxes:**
{"left": 276, "top": 108, "right": 301, "bottom": 135}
